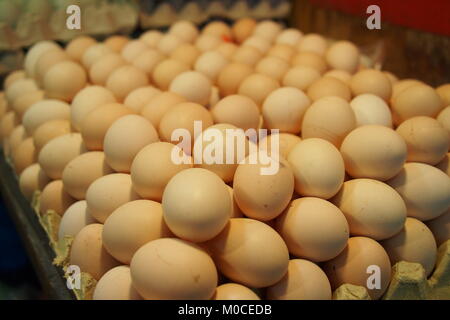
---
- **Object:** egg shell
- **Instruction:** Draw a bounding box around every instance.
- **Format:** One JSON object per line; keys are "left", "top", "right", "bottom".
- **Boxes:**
{"left": 19, "top": 163, "right": 50, "bottom": 201}
{"left": 58, "top": 200, "right": 96, "bottom": 239}
{"left": 103, "top": 115, "right": 159, "bottom": 173}
{"left": 238, "top": 73, "right": 280, "bottom": 107}
{"left": 93, "top": 266, "right": 142, "bottom": 300}
{"left": 139, "top": 30, "right": 163, "bottom": 48}
{"left": 130, "top": 238, "right": 218, "bottom": 299}
{"left": 170, "top": 43, "right": 201, "bottom": 67}
{"left": 232, "top": 18, "right": 257, "bottom": 44}
{"left": 169, "top": 20, "right": 199, "bottom": 43}
{"left": 106, "top": 65, "right": 149, "bottom": 101}
{"left": 6, "top": 125, "right": 27, "bottom": 157}
{"left": 12, "top": 90, "right": 45, "bottom": 120}
{"left": 195, "top": 34, "right": 222, "bottom": 52}
{"left": 12, "top": 137, "right": 37, "bottom": 175}
{"left": 152, "top": 59, "right": 190, "bottom": 91}
{"left": 217, "top": 63, "right": 253, "bottom": 97}
{"left": 85, "top": 173, "right": 140, "bottom": 223}
{"left": 22, "top": 99, "right": 70, "bottom": 135}
{"left": 233, "top": 156, "right": 294, "bottom": 221}
{"left": 70, "top": 224, "right": 120, "bottom": 280}
{"left": 103, "top": 200, "right": 172, "bottom": 264}
{"left": 387, "top": 162, "right": 450, "bottom": 221}
{"left": 33, "top": 119, "right": 71, "bottom": 153}
{"left": 323, "top": 236, "right": 391, "bottom": 299}
{"left": 277, "top": 197, "right": 349, "bottom": 261}
{"left": 71, "top": 86, "right": 117, "bottom": 131}
{"left": 307, "top": 76, "right": 351, "bottom": 102}
{"left": 436, "top": 83, "right": 450, "bottom": 107}
{"left": 38, "top": 133, "right": 86, "bottom": 180}
{"left": 380, "top": 217, "right": 437, "bottom": 277}
{"left": 226, "top": 185, "right": 244, "bottom": 219}
{"left": 4, "top": 70, "right": 26, "bottom": 90}
{"left": 282, "top": 66, "right": 321, "bottom": 91}
{"left": 426, "top": 210, "right": 450, "bottom": 246}
{"left": 231, "top": 46, "right": 262, "bottom": 67}
{"left": 212, "top": 283, "right": 260, "bottom": 300}
{"left": 157, "top": 34, "right": 185, "bottom": 55}
{"left": 43, "top": 61, "right": 87, "bottom": 102}
{"left": 325, "top": 41, "right": 360, "bottom": 74}
{"left": 436, "top": 153, "right": 450, "bottom": 176}
{"left": 194, "top": 51, "right": 228, "bottom": 82}
{"left": 104, "top": 35, "right": 130, "bottom": 53}
{"left": 253, "top": 20, "right": 282, "bottom": 42}
{"left": 288, "top": 138, "right": 344, "bottom": 199}
{"left": 39, "top": 180, "right": 75, "bottom": 216}
{"left": 80, "top": 103, "right": 134, "bottom": 151}
{"left": 123, "top": 86, "right": 160, "bottom": 113}
{"left": 5, "top": 78, "right": 39, "bottom": 105}
{"left": 140, "top": 92, "right": 186, "bottom": 130}
{"left": 89, "top": 53, "right": 127, "bottom": 86}
{"left": 34, "top": 48, "right": 70, "bottom": 86}
{"left": 292, "top": 52, "right": 327, "bottom": 74}
{"left": 243, "top": 37, "right": 271, "bottom": 54}
{"left": 301, "top": 96, "right": 356, "bottom": 147}
{"left": 206, "top": 218, "right": 289, "bottom": 288}
{"left": 340, "top": 125, "right": 407, "bottom": 180}
{"left": 332, "top": 178, "right": 407, "bottom": 240}
{"left": 350, "top": 94, "right": 393, "bottom": 127}
{"left": 203, "top": 21, "right": 232, "bottom": 39}
{"left": 267, "top": 259, "right": 332, "bottom": 300}
{"left": 132, "top": 49, "right": 165, "bottom": 78}
{"left": 62, "top": 151, "right": 114, "bottom": 200}
{"left": 391, "top": 79, "right": 424, "bottom": 99}
{"left": 162, "top": 168, "right": 231, "bottom": 242}
{"left": 215, "top": 42, "right": 238, "bottom": 59}
{"left": 255, "top": 56, "right": 289, "bottom": 82}
{"left": 324, "top": 69, "right": 352, "bottom": 84}
{"left": 259, "top": 133, "right": 302, "bottom": 159}
{"left": 267, "top": 44, "right": 296, "bottom": 62}
{"left": 169, "top": 71, "right": 212, "bottom": 105}
{"left": 0, "top": 111, "right": 19, "bottom": 142}
{"left": 350, "top": 69, "right": 392, "bottom": 101}
{"left": 66, "top": 36, "right": 97, "bottom": 62}
{"left": 24, "top": 41, "right": 60, "bottom": 78}
{"left": 396, "top": 116, "right": 449, "bottom": 165}
{"left": 437, "top": 106, "right": 450, "bottom": 141}
{"left": 276, "top": 28, "right": 303, "bottom": 46}
{"left": 297, "top": 33, "right": 328, "bottom": 56}
{"left": 121, "top": 40, "right": 148, "bottom": 62}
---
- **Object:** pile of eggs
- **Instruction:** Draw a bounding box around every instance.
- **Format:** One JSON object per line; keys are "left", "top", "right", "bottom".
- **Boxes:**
{"left": 1, "top": 18, "right": 450, "bottom": 300}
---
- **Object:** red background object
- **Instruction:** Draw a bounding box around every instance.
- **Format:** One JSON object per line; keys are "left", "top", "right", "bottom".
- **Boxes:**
{"left": 308, "top": 0, "right": 450, "bottom": 36}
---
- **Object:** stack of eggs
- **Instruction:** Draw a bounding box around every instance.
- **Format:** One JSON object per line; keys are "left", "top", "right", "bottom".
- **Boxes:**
{"left": 1, "top": 18, "right": 449, "bottom": 300}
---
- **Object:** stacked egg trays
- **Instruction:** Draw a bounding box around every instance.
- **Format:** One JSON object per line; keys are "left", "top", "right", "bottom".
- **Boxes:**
{"left": 0, "top": 19, "right": 449, "bottom": 300}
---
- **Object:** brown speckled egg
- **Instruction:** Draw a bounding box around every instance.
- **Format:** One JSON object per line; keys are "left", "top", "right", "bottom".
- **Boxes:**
{"left": 232, "top": 18, "right": 257, "bottom": 44}
{"left": 106, "top": 65, "right": 149, "bottom": 102}
{"left": 130, "top": 238, "right": 217, "bottom": 299}
{"left": 39, "top": 180, "right": 76, "bottom": 216}
{"left": 103, "top": 200, "right": 172, "bottom": 264}
{"left": 80, "top": 103, "right": 134, "bottom": 151}
{"left": 93, "top": 266, "right": 142, "bottom": 300}
{"left": 33, "top": 119, "right": 71, "bottom": 153}
{"left": 426, "top": 210, "right": 449, "bottom": 246}
{"left": 380, "top": 217, "right": 437, "bottom": 277}
{"left": 267, "top": 259, "right": 332, "bottom": 300}
{"left": 206, "top": 218, "right": 289, "bottom": 288}
{"left": 140, "top": 92, "right": 186, "bottom": 130}
{"left": 325, "top": 41, "right": 360, "bottom": 74}
{"left": 12, "top": 137, "right": 37, "bottom": 175}
{"left": 62, "top": 151, "right": 114, "bottom": 200}
{"left": 238, "top": 73, "right": 280, "bottom": 107}
{"left": 301, "top": 96, "right": 356, "bottom": 147}
{"left": 282, "top": 66, "right": 321, "bottom": 91}
{"left": 58, "top": 200, "right": 96, "bottom": 239}
{"left": 169, "top": 71, "right": 212, "bottom": 105}
{"left": 19, "top": 163, "right": 50, "bottom": 201}
{"left": 22, "top": 99, "right": 70, "bottom": 135}
{"left": 89, "top": 53, "right": 127, "bottom": 86}
{"left": 123, "top": 86, "right": 160, "bottom": 113}
{"left": 217, "top": 63, "right": 253, "bottom": 97}
{"left": 44, "top": 61, "right": 87, "bottom": 102}
{"left": 70, "top": 224, "right": 120, "bottom": 280}
{"left": 307, "top": 76, "right": 351, "bottom": 102}
{"left": 152, "top": 59, "right": 190, "bottom": 91}
{"left": 131, "top": 142, "right": 192, "bottom": 201}
{"left": 212, "top": 283, "right": 260, "bottom": 300}
{"left": 66, "top": 36, "right": 97, "bottom": 62}
{"left": 323, "top": 236, "right": 391, "bottom": 300}
{"left": 350, "top": 69, "right": 392, "bottom": 101}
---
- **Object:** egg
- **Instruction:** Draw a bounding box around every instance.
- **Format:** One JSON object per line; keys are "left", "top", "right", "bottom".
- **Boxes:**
{"left": 0, "top": 93, "right": 8, "bottom": 119}
{"left": 195, "top": 34, "right": 222, "bottom": 52}
{"left": 3, "top": 70, "right": 26, "bottom": 90}
{"left": 24, "top": 41, "right": 60, "bottom": 78}
{"left": 19, "top": 163, "right": 50, "bottom": 201}
{"left": 162, "top": 168, "right": 230, "bottom": 242}
{"left": 383, "top": 71, "right": 398, "bottom": 86}
{"left": 33, "top": 119, "right": 71, "bottom": 153}
{"left": 226, "top": 185, "right": 244, "bottom": 219}
{"left": 139, "top": 30, "right": 163, "bottom": 48}
{"left": 282, "top": 66, "right": 321, "bottom": 91}
{"left": 252, "top": 20, "right": 282, "bottom": 42}
{"left": 152, "top": 59, "right": 190, "bottom": 90}
{"left": 71, "top": 86, "right": 117, "bottom": 131}
{"left": 58, "top": 200, "right": 96, "bottom": 239}
{"left": 426, "top": 210, "right": 450, "bottom": 246}
{"left": 170, "top": 43, "right": 200, "bottom": 67}
{"left": 38, "top": 133, "right": 86, "bottom": 180}
{"left": 217, "top": 63, "right": 253, "bottom": 97}
{"left": 6, "top": 125, "right": 27, "bottom": 157}
{"left": 106, "top": 65, "right": 149, "bottom": 101}
{"left": 89, "top": 53, "right": 127, "bottom": 86}
{"left": 276, "top": 29, "right": 303, "bottom": 46}
{"left": 43, "top": 61, "right": 87, "bottom": 102}
{"left": 436, "top": 83, "right": 450, "bottom": 106}
{"left": 242, "top": 37, "right": 271, "bottom": 54}
{"left": 255, "top": 56, "right": 289, "bottom": 82}
{"left": 231, "top": 46, "right": 262, "bottom": 67}
{"left": 349, "top": 94, "right": 392, "bottom": 127}
{"left": 267, "top": 259, "right": 332, "bottom": 300}
{"left": 380, "top": 217, "right": 437, "bottom": 277}
{"left": 324, "top": 69, "right": 352, "bottom": 84}
{"left": 169, "top": 20, "right": 199, "bottom": 43}
{"left": 292, "top": 52, "right": 327, "bottom": 74}
{"left": 102, "top": 200, "right": 172, "bottom": 264}
{"left": 206, "top": 218, "right": 289, "bottom": 288}
{"left": 210, "top": 95, "right": 260, "bottom": 131}
{"left": 93, "top": 266, "right": 142, "bottom": 300}
{"left": 238, "top": 73, "right": 280, "bottom": 107}
{"left": 215, "top": 42, "right": 238, "bottom": 59}
{"left": 104, "top": 35, "right": 130, "bottom": 53}
{"left": 323, "top": 237, "right": 391, "bottom": 299}
{"left": 262, "top": 87, "right": 311, "bottom": 134}
{"left": 391, "top": 84, "right": 443, "bottom": 125}
{"left": 203, "top": 21, "right": 232, "bottom": 39}
{"left": 436, "top": 153, "right": 450, "bottom": 176}
{"left": 212, "top": 283, "right": 260, "bottom": 300}
{"left": 70, "top": 224, "right": 120, "bottom": 280}
{"left": 259, "top": 133, "right": 301, "bottom": 159}
{"left": 350, "top": 69, "right": 392, "bottom": 101}
{"left": 157, "top": 34, "right": 185, "bottom": 55}
{"left": 297, "top": 33, "right": 328, "bottom": 56}
{"left": 12, "top": 90, "right": 45, "bottom": 120}
{"left": 307, "top": 77, "right": 351, "bottom": 102}
{"left": 387, "top": 162, "right": 450, "bottom": 221}
{"left": 133, "top": 49, "right": 165, "bottom": 78}
{"left": 232, "top": 18, "right": 257, "bottom": 44}
{"left": 233, "top": 155, "right": 294, "bottom": 221}
{"left": 391, "top": 79, "right": 424, "bottom": 99}
{"left": 325, "top": 41, "right": 360, "bottom": 73}
{"left": 66, "top": 36, "right": 97, "bottom": 62}
{"left": 103, "top": 115, "right": 159, "bottom": 173}
{"left": 140, "top": 92, "right": 186, "bottom": 129}
{"left": 194, "top": 51, "right": 228, "bottom": 82}
{"left": 22, "top": 99, "right": 70, "bottom": 136}
{"left": 34, "top": 48, "right": 71, "bottom": 86}
{"left": 396, "top": 116, "right": 449, "bottom": 165}
{"left": 340, "top": 125, "right": 407, "bottom": 180}
{"left": 5, "top": 78, "right": 39, "bottom": 105}
{"left": 159, "top": 102, "right": 213, "bottom": 147}
{"left": 169, "top": 71, "right": 212, "bottom": 105}
{"left": 39, "top": 180, "right": 76, "bottom": 216}
{"left": 62, "top": 151, "right": 113, "bottom": 200}
{"left": 121, "top": 40, "right": 148, "bottom": 62}
{"left": 123, "top": 86, "right": 160, "bottom": 113}
{"left": 12, "top": 137, "right": 37, "bottom": 175}
{"left": 130, "top": 238, "right": 217, "bottom": 300}
{"left": 437, "top": 106, "right": 450, "bottom": 140}
{"left": 288, "top": 138, "right": 345, "bottom": 198}
{"left": 0, "top": 111, "right": 18, "bottom": 142}
{"left": 301, "top": 96, "right": 356, "bottom": 147}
